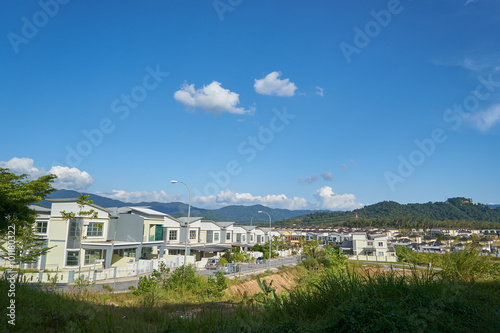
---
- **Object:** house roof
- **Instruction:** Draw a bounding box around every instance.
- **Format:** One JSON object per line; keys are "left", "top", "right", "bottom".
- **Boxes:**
{"left": 178, "top": 217, "right": 203, "bottom": 224}
{"left": 216, "top": 222, "right": 235, "bottom": 228}
{"left": 128, "top": 206, "right": 168, "bottom": 217}
{"left": 29, "top": 205, "right": 51, "bottom": 213}
{"left": 47, "top": 198, "right": 111, "bottom": 213}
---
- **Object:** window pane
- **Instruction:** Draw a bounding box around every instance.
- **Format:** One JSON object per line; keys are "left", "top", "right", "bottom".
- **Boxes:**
{"left": 66, "top": 252, "right": 79, "bottom": 266}
{"left": 87, "top": 222, "right": 103, "bottom": 237}
{"left": 169, "top": 230, "right": 177, "bottom": 240}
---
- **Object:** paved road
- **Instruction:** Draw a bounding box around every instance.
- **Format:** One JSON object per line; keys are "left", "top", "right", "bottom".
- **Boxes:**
{"left": 199, "top": 255, "right": 302, "bottom": 278}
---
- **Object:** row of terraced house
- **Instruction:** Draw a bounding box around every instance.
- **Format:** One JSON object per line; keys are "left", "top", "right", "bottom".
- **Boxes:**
{"left": 2, "top": 198, "right": 285, "bottom": 272}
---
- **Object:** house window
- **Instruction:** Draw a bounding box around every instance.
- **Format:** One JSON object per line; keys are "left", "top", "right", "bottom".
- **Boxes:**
{"left": 378, "top": 242, "right": 384, "bottom": 247}
{"left": 367, "top": 241, "right": 373, "bottom": 246}
{"left": 36, "top": 221, "right": 48, "bottom": 234}
{"left": 124, "top": 248, "right": 135, "bottom": 257}
{"left": 87, "top": 222, "right": 103, "bottom": 237}
{"left": 85, "top": 250, "right": 103, "bottom": 265}
{"left": 69, "top": 220, "right": 80, "bottom": 237}
{"left": 250, "top": 235, "right": 254, "bottom": 242}
{"left": 149, "top": 225, "right": 163, "bottom": 241}
{"left": 214, "top": 232, "right": 220, "bottom": 242}
{"left": 242, "top": 235, "right": 246, "bottom": 242}
{"left": 189, "top": 230, "right": 197, "bottom": 240}
{"left": 169, "top": 230, "right": 178, "bottom": 241}
{"left": 66, "top": 251, "right": 79, "bottom": 266}
{"left": 378, "top": 252, "right": 384, "bottom": 256}
{"left": 226, "top": 232, "right": 231, "bottom": 241}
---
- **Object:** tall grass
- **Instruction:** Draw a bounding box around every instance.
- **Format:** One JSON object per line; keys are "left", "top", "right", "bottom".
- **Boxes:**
{"left": 1, "top": 264, "right": 499, "bottom": 332}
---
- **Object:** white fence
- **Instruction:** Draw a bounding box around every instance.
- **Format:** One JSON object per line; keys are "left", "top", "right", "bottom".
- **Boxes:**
{"left": 8, "top": 255, "right": 196, "bottom": 284}
{"left": 348, "top": 255, "right": 398, "bottom": 262}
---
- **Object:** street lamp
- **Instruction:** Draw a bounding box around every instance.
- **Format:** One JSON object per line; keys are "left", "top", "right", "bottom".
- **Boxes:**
{"left": 258, "top": 210, "right": 272, "bottom": 271}
{"left": 171, "top": 180, "right": 191, "bottom": 267}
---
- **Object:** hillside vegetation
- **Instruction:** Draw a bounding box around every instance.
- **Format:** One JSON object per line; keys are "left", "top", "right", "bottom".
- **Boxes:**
{"left": 279, "top": 197, "right": 500, "bottom": 227}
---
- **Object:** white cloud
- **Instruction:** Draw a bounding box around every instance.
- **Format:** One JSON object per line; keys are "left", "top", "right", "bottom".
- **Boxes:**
{"left": 321, "top": 171, "right": 334, "bottom": 181}
{"left": 193, "top": 189, "right": 309, "bottom": 210}
{"left": 464, "top": 0, "right": 478, "bottom": 6}
{"left": 174, "top": 81, "right": 254, "bottom": 115}
{"left": 192, "top": 187, "right": 362, "bottom": 211}
{"left": 49, "top": 166, "right": 94, "bottom": 191}
{"left": 254, "top": 71, "right": 297, "bottom": 97}
{"left": 0, "top": 157, "right": 44, "bottom": 177}
{"left": 96, "top": 189, "right": 181, "bottom": 203}
{"left": 315, "top": 86, "right": 324, "bottom": 97}
{"left": 313, "top": 186, "right": 363, "bottom": 211}
{"left": 470, "top": 104, "right": 500, "bottom": 132}
{"left": 0, "top": 157, "right": 94, "bottom": 191}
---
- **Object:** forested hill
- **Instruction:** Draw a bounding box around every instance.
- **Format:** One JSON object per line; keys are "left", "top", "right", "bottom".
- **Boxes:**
{"left": 278, "top": 197, "right": 500, "bottom": 226}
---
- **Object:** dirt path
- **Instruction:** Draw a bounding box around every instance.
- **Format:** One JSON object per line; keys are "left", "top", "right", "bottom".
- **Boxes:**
{"left": 227, "top": 269, "right": 302, "bottom": 297}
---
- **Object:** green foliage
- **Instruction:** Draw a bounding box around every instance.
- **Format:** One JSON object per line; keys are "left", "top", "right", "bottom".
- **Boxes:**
{"left": 253, "top": 276, "right": 278, "bottom": 303}
{"left": 302, "top": 244, "right": 348, "bottom": 273}
{"left": 440, "top": 244, "right": 500, "bottom": 281}
{"left": 0, "top": 168, "right": 56, "bottom": 280}
{"left": 219, "top": 257, "right": 228, "bottom": 266}
{"left": 0, "top": 168, "right": 56, "bottom": 231}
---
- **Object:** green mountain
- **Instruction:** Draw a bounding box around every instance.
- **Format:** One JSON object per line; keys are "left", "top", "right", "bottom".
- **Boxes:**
{"left": 40, "top": 190, "right": 323, "bottom": 224}
{"left": 279, "top": 197, "right": 500, "bottom": 226}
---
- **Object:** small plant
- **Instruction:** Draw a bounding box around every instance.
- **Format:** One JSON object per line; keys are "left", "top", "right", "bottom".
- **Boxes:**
{"left": 101, "top": 284, "right": 114, "bottom": 292}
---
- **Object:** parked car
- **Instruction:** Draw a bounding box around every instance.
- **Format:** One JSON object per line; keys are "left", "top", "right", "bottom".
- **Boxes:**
{"left": 205, "top": 258, "right": 220, "bottom": 270}
{"left": 256, "top": 257, "right": 264, "bottom": 264}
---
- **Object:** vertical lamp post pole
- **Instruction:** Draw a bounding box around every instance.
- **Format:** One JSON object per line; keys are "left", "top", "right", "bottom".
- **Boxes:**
{"left": 258, "top": 211, "right": 272, "bottom": 271}
{"left": 171, "top": 180, "right": 191, "bottom": 267}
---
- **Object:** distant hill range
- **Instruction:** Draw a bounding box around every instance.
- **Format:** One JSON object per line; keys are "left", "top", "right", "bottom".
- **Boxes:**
{"left": 40, "top": 190, "right": 326, "bottom": 224}
{"left": 279, "top": 197, "right": 500, "bottom": 226}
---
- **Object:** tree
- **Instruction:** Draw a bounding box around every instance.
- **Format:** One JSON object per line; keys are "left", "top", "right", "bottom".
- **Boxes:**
{"left": 60, "top": 194, "right": 98, "bottom": 277}
{"left": 0, "top": 168, "right": 56, "bottom": 280}
{"left": 0, "top": 168, "right": 56, "bottom": 231}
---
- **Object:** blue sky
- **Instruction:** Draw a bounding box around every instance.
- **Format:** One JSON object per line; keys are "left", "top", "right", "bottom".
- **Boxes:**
{"left": 1, "top": 0, "right": 500, "bottom": 211}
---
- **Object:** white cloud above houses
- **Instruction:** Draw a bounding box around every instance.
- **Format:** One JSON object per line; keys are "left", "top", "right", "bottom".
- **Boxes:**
{"left": 0, "top": 157, "right": 44, "bottom": 177}
{"left": 174, "top": 81, "right": 254, "bottom": 115}
{"left": 96, "top": 189, "right": 181, "bottom": 203}
{"left": 49, "top": 166, "right": 94, "bottom": 192}
{"left": 0, "top": 157, "right": 94, "bottom": 191}
{"left": 190, "top": 187, "right": 362, "bottom": 211}
{"left": 254, "top": 71, "right": 297, "bottom": 97}
{"left": 313, "top": 186, "right": 363, "bottom": 210}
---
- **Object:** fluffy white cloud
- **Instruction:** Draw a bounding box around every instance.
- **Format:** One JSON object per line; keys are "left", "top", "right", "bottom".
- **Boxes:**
{"left": 0, "top": 157, "right": 94, "bottom": 191}
{"left": 193, "top": 189, "right": 309, "bottom": 210}
{"left": 254, "top": 72, "right": 297, "bottom": 97}
{"left": 313, "top": 186, "right": 363, "bottom": 211}
{"left": 192, "top": 187, "right": 362, "bottom": 211}
{"left": 174, "top": 81, "right": 254, "bottom": 115}
{"left": 49, "top": 166, "right": 94, "bottom": 191}
{"left": 96, "top": 189, "right": 181, "bottom": 203}
{"left": 470, "top": 104, "right": 500, "bottom": 132}
{"left": 0, "top": 157, "right": 44, "bottom": 177}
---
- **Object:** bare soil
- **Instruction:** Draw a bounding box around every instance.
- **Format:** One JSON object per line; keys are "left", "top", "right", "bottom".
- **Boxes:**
{"left": 228, "top": 269, "right": 302, "bottom": 297}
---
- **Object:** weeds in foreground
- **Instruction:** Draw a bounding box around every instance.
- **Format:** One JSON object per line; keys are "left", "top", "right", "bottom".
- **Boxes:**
{"left": 1, "top": 262, "right": 499, "bottom": 332}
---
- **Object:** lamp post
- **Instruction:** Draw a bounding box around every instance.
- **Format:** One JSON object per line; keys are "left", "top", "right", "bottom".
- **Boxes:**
{"left": 171, "top": 180, "right": 191, "bottom": 267}
{"left": 258, "top": 210, "right": 272, "bottom": 271}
